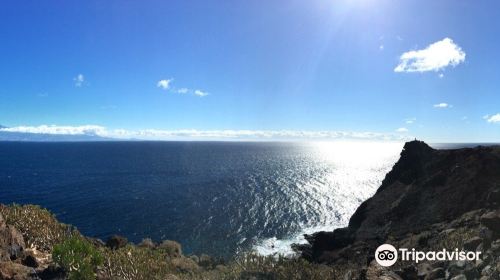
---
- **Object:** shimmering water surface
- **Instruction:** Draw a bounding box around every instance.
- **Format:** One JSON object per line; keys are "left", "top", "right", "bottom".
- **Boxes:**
{"left": 0, "top": 141, "right": 403, "bottom": 258}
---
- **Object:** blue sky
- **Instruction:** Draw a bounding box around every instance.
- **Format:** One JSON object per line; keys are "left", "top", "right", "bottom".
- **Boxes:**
{"left": 0, "top": 0, "right": 499, "bottom": 142}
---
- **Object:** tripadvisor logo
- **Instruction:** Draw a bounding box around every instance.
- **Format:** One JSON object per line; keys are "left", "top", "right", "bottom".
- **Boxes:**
{"left": 375, "top": 244, "right": 398, "bottom": 267}
{"left": 374, "top": 244, "right": 482, "bottom": 267}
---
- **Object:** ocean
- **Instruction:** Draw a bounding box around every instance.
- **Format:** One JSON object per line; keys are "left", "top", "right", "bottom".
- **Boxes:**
{"left": 0, "top": 141, "right": 403, "bottom": 258}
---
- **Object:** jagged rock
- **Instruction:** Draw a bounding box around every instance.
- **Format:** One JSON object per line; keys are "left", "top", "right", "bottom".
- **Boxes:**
{"left": 0, "top": 216, "right": 26, "bottom": 261}
{"left": 463, "top": 236, "right": 482, "bottom": 251}
{"left": 105, "top": 235, "right": 128, "bottom": 250}
{"left": 480, "top": 210, "right": 500, "bottom": 234}
{"left": 0, "top": 261, "right": 37, "bottom": 280}
{"left": 424, "top": 267, "right": 445, "bottom": 280}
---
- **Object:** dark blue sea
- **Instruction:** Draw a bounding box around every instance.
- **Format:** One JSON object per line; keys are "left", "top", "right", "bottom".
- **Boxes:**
{"left": 0, "top": 141, "right": 404, "bottom": 258}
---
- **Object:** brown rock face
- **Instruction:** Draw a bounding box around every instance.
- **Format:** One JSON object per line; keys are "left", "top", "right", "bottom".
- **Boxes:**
{"left": 0, "top": 214, "right": 26, "bottom": 261}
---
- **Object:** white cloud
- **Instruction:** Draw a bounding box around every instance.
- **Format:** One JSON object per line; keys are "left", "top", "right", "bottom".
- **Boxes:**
{"left": 177, "top": 88, "right": 189, "bottom": 94}
{"left": 379, "top": 44, "right": 384, "bottom": 51}
{"left": 433, "top": 103, "right": 452, "bottom": 108}
{"left": 396, "top": 127, "right": 409, "bottom": 133}
{"left": 157, "top": 79, "right": 173, "bottom": 90}
{"left": 194, "top": 90, "right": 209, "bottom": 97}
{"left": 74, "top": 74, "right": 85, "bottom": 87}
{"left": 0, "top": 125, "right": 411, "bottom": 141}
{"left": 405, "top": 117, "right": 416, "bottom": 124}
{"left": 395, "top": 38, "right": 466, "bottom": 73}
{"left": 484, "top": 113, "right": 500, "bottom": 123}
{"left": 0, "top": 125, "right": 106, "bottom": 136}
{"left": 439, "top": 73, "right": 444, "bottom": 78}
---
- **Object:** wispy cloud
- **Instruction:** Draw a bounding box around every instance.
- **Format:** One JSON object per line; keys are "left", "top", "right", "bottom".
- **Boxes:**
{"left": 157, "top": 79, "right": 173, "bottom": 90}
{"left": 433, "top": 103, "right": 452, "bottom": 108}
{"left": 0, "top": 125, "right": 411, "bottom": 141}
{"left": 396, "top": 127, "right": 409, "bottom": 133}
{"left": 74, "top": 74, "right": 85, "bottom": 87}
{"left": 156, "top": 79, "right": 209, "bottom": 97}
{"left": 177, "top": 88, "right": 189, "bottom": 94}
{"left": 194, "top": 90, "right": 209, "bottom": 97}
{"left": 405, "top": 117, "right": 416, "bottom": 124}
{"left": 395, "top": 38, "right": 466, "bottom": 73}
{"left": 484, "top": 114, "right": 500, "bottom": 123}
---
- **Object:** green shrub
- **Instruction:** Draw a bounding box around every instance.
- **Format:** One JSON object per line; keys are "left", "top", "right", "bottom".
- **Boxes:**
{"left": 53, "top": 236, "right": 104, "bottom": 280}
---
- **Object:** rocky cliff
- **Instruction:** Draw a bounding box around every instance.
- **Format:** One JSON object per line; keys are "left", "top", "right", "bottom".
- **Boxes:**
{"left": 297, "top": 140, "right": 500, "bottom": 279}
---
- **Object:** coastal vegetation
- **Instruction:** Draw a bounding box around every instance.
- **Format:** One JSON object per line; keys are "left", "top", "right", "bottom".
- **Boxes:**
{"left": 0, "top": 204, "right": 340, "bottom": 279}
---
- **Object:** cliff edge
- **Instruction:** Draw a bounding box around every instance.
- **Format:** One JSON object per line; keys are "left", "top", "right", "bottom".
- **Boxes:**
{"left": 297, "top": 140, "right": 500, "bottom": 278}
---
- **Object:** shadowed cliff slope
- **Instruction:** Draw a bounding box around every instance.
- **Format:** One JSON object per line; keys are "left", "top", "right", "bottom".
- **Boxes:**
{"left": 300, "top": 140, "right": 500, "bottom": 263}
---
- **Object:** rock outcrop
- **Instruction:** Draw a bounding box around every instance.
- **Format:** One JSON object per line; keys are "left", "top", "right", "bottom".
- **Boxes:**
{"left": 297, "top": 140, "right": 500, "bottom": 279}
{"left": 0, "top": 214, "right": 39, "bottom": 279}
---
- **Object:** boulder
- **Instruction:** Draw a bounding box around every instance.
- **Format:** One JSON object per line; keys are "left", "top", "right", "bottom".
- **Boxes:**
{"left": 105, "top": 235, "right": 128, "bottom": 250}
